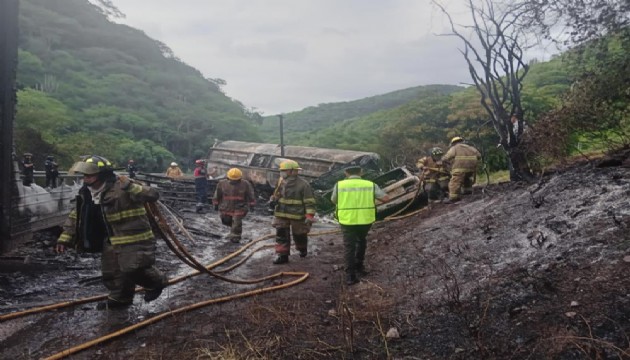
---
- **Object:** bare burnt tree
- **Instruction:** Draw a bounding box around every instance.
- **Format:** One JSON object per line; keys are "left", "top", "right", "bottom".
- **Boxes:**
{"left": 434, "top": 0, "right": 535, "bottom": 181}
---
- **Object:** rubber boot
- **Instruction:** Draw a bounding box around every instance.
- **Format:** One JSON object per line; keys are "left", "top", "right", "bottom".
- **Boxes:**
{"left": 273, "top": 254, "right": 289, "bottom": 265}
{"left": 346, "top": 272, "right": 359, "bottom": 286}
{"left": 144, "top": 285, "right": 165, "bottom": 302}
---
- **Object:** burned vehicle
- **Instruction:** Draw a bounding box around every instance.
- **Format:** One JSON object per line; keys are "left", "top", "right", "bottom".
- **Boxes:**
{"left": 204, "top": 140, "right": 382, "bottom": 189}
{"left": 315, "top": 166, "right": 426, "bottom": 220}
{"left": 204, "top": 141, "right": 425, "bottom": 219}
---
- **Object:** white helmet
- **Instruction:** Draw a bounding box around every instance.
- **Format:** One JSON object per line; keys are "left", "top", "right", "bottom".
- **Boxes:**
{"left": 170, "top": 162, "right": 178, "bottom": 167}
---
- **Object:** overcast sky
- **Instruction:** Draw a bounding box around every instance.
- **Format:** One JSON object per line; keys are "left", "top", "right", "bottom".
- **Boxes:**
{"left": 113, "top": 0, "right": 551, "bottom": 115}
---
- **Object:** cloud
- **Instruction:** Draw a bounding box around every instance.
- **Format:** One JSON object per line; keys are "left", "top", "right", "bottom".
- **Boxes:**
{"left": 113, "top": 0, "right": 548, "bottom": 114}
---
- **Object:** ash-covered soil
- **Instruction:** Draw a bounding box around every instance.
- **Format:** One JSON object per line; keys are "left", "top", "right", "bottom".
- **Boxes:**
{"left": 0, "top": 154, "right": 629, "bottom": 359}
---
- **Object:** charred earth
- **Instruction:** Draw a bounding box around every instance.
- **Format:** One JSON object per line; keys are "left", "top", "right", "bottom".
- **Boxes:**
{"left": 0, "top": 153, "right": 629, "bottom": 359}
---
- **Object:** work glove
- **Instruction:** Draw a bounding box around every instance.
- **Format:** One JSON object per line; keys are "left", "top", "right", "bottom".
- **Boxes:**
{"left": 304, "top": 214, "right": 315, "bottom": 225}
{"left": 268, "top": 199, "right": 277, "bottom": 209}
{"left": 214, "top": 204, "right": 219, "bottom": 211}
{"left": 118, "top": 175, "right": 132, "bottom": 191}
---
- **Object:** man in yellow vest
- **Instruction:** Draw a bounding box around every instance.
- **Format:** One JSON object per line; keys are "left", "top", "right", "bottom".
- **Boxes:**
{"left": 331, "top": 166, "right": 390, "bottom": 285}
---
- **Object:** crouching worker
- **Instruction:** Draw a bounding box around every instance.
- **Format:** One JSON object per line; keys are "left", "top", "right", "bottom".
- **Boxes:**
{"left": 212, "top": 168, "right": 256, "bottom": 243}
{"left": 55, "top": 155, "right": 168, "bottom": 310}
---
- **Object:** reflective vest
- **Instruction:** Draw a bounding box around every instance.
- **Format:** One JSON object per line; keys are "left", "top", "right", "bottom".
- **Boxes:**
{"left": 336, "top": 178, "right": 376, "bottom": 225}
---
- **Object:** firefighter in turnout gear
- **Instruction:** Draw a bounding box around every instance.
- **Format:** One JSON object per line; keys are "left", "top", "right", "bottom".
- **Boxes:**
{"left": 416, "top": 147, "right": 450, "bottom": 202}
{"left": 270, "top": 160, "right": 317, "bottom": 264}
{"left": 441, "top": 137, "right": 481, "bottom": 203}
{"left": 212, "top": 168, "right": 256, "bottom": 243}
{"left": 331, "top": 166, "right": 390, "bottom": 285}
{"left": 165, "top": 162, "right": 183, "bottom": 178}
{"left": 55, "top": 155, "right": 167, "bottom": 310}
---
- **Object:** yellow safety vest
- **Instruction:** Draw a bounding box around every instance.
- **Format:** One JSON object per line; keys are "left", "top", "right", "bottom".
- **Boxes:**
{"left": 336, "top": 178, "right": 376, "bottom": 225}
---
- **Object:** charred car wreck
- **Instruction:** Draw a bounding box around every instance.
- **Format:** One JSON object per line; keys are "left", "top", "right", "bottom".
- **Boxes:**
{"left": 145, "top": 141, "right": 425, "bottom": 219}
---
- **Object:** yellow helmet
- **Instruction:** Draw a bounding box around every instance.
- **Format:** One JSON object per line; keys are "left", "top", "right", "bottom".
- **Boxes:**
{"left": 69, "top": 155, "right": 114, "bottom": 175}
{"left": 278, "top": 160, "right": 301, "bottom": 171}
{"left": 450, "top": 136, "right": 464, "bottom": 145}
{"left": 227, "top": 168, "right": 243, "bottom": 180}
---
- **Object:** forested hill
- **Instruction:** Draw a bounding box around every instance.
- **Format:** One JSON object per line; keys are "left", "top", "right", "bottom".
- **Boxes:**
{"left": 15, "top": 0, "right": 261, "bottom": 171}
{"left": 258, "top": 84, "right": 463, "bottom": 143}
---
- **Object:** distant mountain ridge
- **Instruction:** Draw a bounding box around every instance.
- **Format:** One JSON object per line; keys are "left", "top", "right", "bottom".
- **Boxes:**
{"left": 259, "top": 84, "right": 464, "bottom": 143}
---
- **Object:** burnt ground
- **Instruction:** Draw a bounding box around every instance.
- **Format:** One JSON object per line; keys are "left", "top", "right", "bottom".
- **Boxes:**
{"left": 0, "top": 155, "right": 629, "bottom": 360}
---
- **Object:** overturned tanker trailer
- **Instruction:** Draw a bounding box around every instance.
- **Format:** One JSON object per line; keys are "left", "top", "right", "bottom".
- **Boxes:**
{"left": 205, "top": 140, "right": 382, "bottom": 189}
{"left": 204, "top": 140, "right": 426, "bottom": 219}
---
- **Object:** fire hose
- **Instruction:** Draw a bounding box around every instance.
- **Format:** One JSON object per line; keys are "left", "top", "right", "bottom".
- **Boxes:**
{"left": 0, "top": 201, "right": 342, "bottom": 359}
{"left": 2, "top": 184, "right": 427, "bottom": 358}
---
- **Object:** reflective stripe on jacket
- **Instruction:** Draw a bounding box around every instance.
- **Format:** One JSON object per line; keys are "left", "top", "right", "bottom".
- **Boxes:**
{"left": 58, "top": 178, "right": 159, "bottom": 249}
{"left": 212, "top": 179, "right": 256, "bottom": 216}
{"left": 336, "top": 178, "right": 376, "bottom": 225}
{"left": 273, "top": 176, "right": 316, "bottom": 220}
{"left": 442, "top": 143, "right": 481, "bottom": 174}
{"left": 416, "top": 156, "right": 449, "bottom": 182}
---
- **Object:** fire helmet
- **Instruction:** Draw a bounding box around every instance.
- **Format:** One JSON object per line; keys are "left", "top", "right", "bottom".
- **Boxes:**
{"left": 69, "top": 155, "right": 114, "bottom": 175}
{"left": 430, "top": 147, "right": 444, "bottom": 157}
{"left": 278, "top": 160, "right": 301, "bottom": 171}
{"left": 450, "top": 136, "right": 464, "bottom": 145}
{"left": 170, "top": 162, "right": 178, "bottom": 167}
{"left": 227, "top": 168, "right": 243, "bottom": 180}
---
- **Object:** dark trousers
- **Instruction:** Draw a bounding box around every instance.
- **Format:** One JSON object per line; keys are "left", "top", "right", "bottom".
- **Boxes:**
{"left": 101, "top": 240, "right": 166, "bottom": 303}
{"left": 195, "top": 179, "right": 208, "bottom": 204}
{"left": 341, "top": 224, "right": 372, "bottom": 274}
{"left": 221, "top": 214, "right": 243, "bottom": 239}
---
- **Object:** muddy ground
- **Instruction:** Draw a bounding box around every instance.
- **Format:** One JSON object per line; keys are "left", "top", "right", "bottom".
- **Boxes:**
{"left": 1, "top": 155, "right": 629, "bottom": 360}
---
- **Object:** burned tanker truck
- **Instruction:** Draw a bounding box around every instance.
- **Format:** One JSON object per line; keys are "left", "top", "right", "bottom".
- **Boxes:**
{"left": 203, "top": 140, "right": 425, "bottom": 218}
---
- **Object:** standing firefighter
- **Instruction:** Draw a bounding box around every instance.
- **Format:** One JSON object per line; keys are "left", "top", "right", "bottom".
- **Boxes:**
{"left": 441, "top": 137, "right": 481, "bottom": 203}
{"left": 55, "top": 155, "right": 167, "bottom": 310}
{"left": 270, "top": 160, "right": 317, "bottom": 264}
{"left": 165, "top": 162, "right": 183, "bottom": 178}
{"left": 212, "top": 168, "right": 256, "bottom": 243}
{"left": 332, "top": 166, "right": 390, "bottom": 285}
{"left": 416, "top": 147, "right": 450, "bottom": 202}
{"left": 194, "top": 159, "right": 208, "bottom": 213}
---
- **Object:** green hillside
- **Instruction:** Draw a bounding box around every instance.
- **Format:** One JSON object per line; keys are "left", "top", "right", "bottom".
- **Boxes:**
{"left": 15, "top": 0, "right": 261, "bottom": 171}
{"left": 258, "top": 85, "right": 463, "bottom": 144}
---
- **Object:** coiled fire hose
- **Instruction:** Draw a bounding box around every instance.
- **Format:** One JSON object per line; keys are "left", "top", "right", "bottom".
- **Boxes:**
{"left": 1, "top": 179, "right": 429, "bottom": 359}
{"left": 0, "top": 201, "right": 341, "bottom": 359}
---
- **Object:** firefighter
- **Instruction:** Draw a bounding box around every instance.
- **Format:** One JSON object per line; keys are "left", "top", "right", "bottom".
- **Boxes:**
{"left": 44, "top": 155, "right": 59, "bottom": 188}
{"left": 441, "top": 137, "right": 481, "bottom": 203}
{"left": 270, "top": 160, "right": 317, "bottom": 264}
{"left": 193, "top": 159, "right": 209, "bottom": 213}
{"left": 212, "top": 168, "right": 256, "bottom": 242}
{"left": 416, "top": 147, "right": 450, "bottom": 202}
{"left": 21, "top": 152, "right": 34, "bottom": 186}
{"left": 165, "top": 162, "right": 183, "bottom": 178}
{"left": 127, "top": 159, "right": 138, "bottom": 179}
{"left": 55, "top": 155, "right": 167, "bottom": 310}
{"left": 331, "top": 166, "right": 390, "bottom": 285}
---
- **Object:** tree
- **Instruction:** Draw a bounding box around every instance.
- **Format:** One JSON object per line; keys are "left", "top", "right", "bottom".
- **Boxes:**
{"left": 520, "top": 0, "right": 630, "bottom": 153}
{"left": 520, "top": 0, "right": 630, "bottom": 45}
{"left": 434, "top": 0, "right": 536, "bottom": 181}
